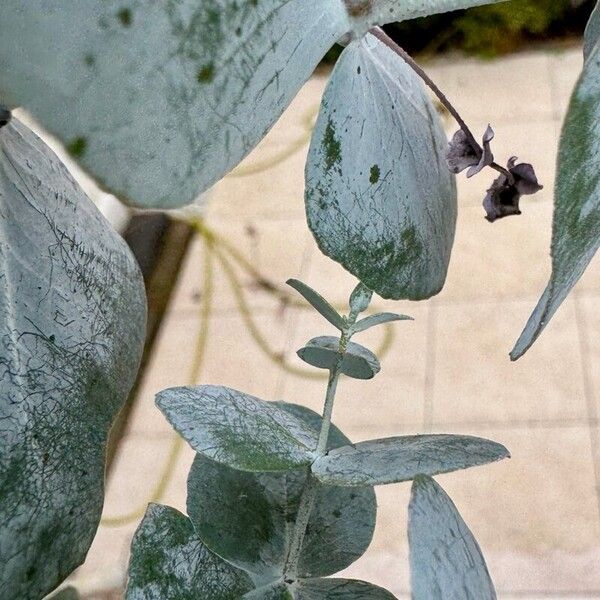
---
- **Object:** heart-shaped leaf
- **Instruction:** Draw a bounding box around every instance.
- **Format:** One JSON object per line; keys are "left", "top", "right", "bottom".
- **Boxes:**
{"left": 351, "top": 312, "right": 413, "bottom": 334}
{"left": 312, "top": 435, "right": 509, "bottom": 486}
{"left": 126, "top": 504, "right": 253, "bottom": 599}
{"left": 287, "top": 279, "right": 346, "bottom": 331}
{"left": 305, "top": 33, "right": 456, "bottom": 300}
{"left": 511, "top": 42, "right": 600, "bottom": 360}
{"left": 297, "top": 336, "right": 380, "bottom": 379}
{"left": 584, "top": 1, "right": 600, "bottom": 61}
{"left": 0, "top": 117, "right": 146, "bottom": 599}
{"left": 409, "top": 476, "right": 497, "bottom": 600}
{"left": 296, "top": 577, "right": 397, "bottom": 599}
{"left": 0, "top": 1, "right": 346, "bottom": 208}
{"left": 157, "top": 386, "right": 318, "bottom": 471}
{"left": 187, "top": 403, "right": 376, "bottom": 584}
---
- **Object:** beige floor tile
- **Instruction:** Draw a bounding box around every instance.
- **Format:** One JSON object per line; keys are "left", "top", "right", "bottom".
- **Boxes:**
{"left": 428, "top": 51, "right": 554, "bottom": 124}
{"left": 127, "top": 310, "right": 291, "bottom": 435}
{"left": 279, "top": 307, "right": 428, "bottom": 432}
{"left": 432, "top": 298, "right": 587, "bottom": 425}
{"left": 168, "top": 219, "right": 312, "bottom": 317}
{"left": 439, "top": 201, "right": 553, "bottom": 304}
{"left": 433, "top": 425, "right": 600, "bottom": 594}
{"left": 577, "top": 296, "right": 600, "bottom": 418}
{"left": 548, "top": 46, "right": 584, "bottom": 119}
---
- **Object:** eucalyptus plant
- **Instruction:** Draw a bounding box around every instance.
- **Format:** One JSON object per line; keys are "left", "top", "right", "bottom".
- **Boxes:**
{"left": 126, "top": 280, "right": 509, "bottom": 598}
{"left": 0, "top": 0, "right": 598, "bottom": 598}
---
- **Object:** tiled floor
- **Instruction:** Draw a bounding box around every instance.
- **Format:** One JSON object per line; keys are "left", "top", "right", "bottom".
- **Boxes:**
{"left": 66, "top": 44, "right": 599, "bottom": 598}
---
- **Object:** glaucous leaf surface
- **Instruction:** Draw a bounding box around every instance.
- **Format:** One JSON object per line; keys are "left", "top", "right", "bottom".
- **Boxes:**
{"left": 511, "top": 42, "right": 600, "bottom": 360}
{"left": 0, "top": 1, "right": 346, "bottom": 208}
{"left": 312, "top": 435, "right": 509, "bottom": 486}
{"left": 584, "top": 2, "right": 600, "bottom": 61}
{"left": 351, "top": 312, "right": 413, "bottom": 334}
{"left": 187, "top": 403, "right": 376, "bottom": 584}
{"left": 296, "top": 577, "right": 397, "bottom": 599}
{"left": 126, "top": 504, "right": 253, "bottom": 600}
{"left": 287, "top": 279, "right": 346, "bottom": 331}
{"left": 0, "top": 118, "right": 146, "bottom": 599}
{"left": 157, "top": 386, "right": 318, "bottom": 471}
{"left": 47, "top": 587, "right": 81, "bottom": 600}
{"left": 409, "top": 476, "right": 497, "bottom": 600}
{"left": 305, "top": 33, "right": 457, "bottom": 300}
{"left": 297, "top": 336, "right": 380, "bottom": 379}
{"left": 343, "top": 0, "right": 507, "bottom": 34}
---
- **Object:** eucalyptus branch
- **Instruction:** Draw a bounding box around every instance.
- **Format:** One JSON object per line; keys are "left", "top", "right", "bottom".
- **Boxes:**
{"left": 282, "top": 293, "right": 369, "bottom": 582}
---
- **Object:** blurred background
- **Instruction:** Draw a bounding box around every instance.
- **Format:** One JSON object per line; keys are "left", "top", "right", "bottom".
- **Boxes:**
{"left": 34, "top": 1, "right": 598, "bottom": 598}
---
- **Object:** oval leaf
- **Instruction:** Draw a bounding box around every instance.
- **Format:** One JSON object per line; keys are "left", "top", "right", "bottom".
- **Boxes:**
{"left": 584, "top": 2, "right": 600, "bottom": 61}
{"left": 409, "top": 476, "right": 497, "bottom": 600}
{"left": 297, "top": 336, "right": 380, "bottom": 379}
{"left": 312, "top": 435, "right": 509, "bottom": 486}
{"left": 126, "top": 504, "right": 253, "bottom": 599}
{"left": 243, "top": 582, "right": 293, "bottom": 600}
{"left": 0, "top": 118, "right": 146, "bottom": 598}
{"left": 511, "top": 43, "right": 600, "bottom": 360}
{"left": 286, "top": 279, "right": 346, "bottom": 331}
{"left": 297, "top": 577, "right": 397, "bottom": 599}
{"left": 0, "top": 1, "right": 346, "bottom": 208}
{"left": 305, "top": 33, "right": 456, "bottom": 300}
{"left": 187, "top": 403, "right": 376, "bottom": 583}
{"left": 351, "top": 312, "right": 413, "bottom": 334}
{"left": 156, "top": 386, "right": 318, "bottom": 471}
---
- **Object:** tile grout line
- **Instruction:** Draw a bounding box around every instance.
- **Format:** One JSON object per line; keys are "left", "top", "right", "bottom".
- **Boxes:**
{"left": 422, "top": 301, "right": 438, "bottom": 432}
{"left": 573, "top": 291, "right": 600, "bottom": 523}
{"left": 274, "top": 232, "right": 315, "bottom": 399}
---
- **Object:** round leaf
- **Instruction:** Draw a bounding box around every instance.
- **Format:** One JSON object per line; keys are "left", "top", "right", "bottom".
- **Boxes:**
{"left": 297, "top": 336, "right": 380, "bottom": 380}
{"left": 126, "top": 504, "right": 253, "bottom": 599}
{"left": 0, "top": 118, "right": 146, "bottom": 598}
{"left": 305, "top": 33, "right": 456, "bottom": 300}
{"left": 0, "top": 1, "right": 346, "bottom": 208}
{"left": 186, "top": 403, "right": 377, "bottom": 583}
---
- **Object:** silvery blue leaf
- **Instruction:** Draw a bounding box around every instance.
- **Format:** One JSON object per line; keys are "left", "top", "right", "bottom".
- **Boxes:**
{"left": 351, "top": 312, "right": 413, "bottom": 334}
{"left": 297, "top": 336, "right": 381, "bottom": 379}
{"left": 511, "top": 43, "right": 600, "bottom": 359}
{"left": 0, "top": 118, "right": 146, "bottom": 598}
{"left": 409, "top": 476, "right": 497, "bottom": 600}
{"left": 0, "top": 1, "right": 346, "bottom": 208}
{"left": 584, "top": 2, "right": 600, "bottom": 61}
{"left": 287, "top": 279, "right": 346, "bottom": 331}
{"left": 186, "top": 404, "right": 376, "bottom": 584}
{"left": 305, "top": 33, "right": 456, "bottom": 300}
{"left": 156, "top": 386, "right": 319, "bottom": 471}
{"left": 312, "top": 435, "right": 509, "bottom": 486}
{"left": 126, "top": 504, "right": 253, "bottom": 599}
{"left": 296, "top": 577, "right": 397, "bottom": 599}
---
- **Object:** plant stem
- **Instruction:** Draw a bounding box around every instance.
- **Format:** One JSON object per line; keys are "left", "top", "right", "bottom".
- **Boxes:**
{"left": 369, "top": 27, "right": 515, "bottom": 185}
{"left": 282, "top": 293, "right": 368, "bottom": 581}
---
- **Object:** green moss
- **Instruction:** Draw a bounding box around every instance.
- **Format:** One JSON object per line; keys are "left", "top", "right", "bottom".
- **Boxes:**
{"left": 322, "top": 119, "right": 342, "bottom": 173}
{"left": 116, "top": 7, "right": 132, "bottom": 27}
{"left": 66, "top": 137, "right": 87, "bottom": 158}
{"left": 197, "top": 63, "right": 215, "bottom": 83}
{"left": 369, "top": 164, "right": 380, "bottom": 184}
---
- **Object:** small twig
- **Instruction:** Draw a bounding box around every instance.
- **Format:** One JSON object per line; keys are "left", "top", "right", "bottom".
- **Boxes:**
{"left": 369, "top": 27, "right": 516, "bottom": 186}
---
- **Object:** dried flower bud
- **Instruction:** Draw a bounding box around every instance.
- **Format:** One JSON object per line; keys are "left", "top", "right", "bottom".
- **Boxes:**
{"left": 446, "top": 125, "right": 494, "bottom": 177}
{"left": 483, "top": 156, "right": 543, "bottom": 222}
